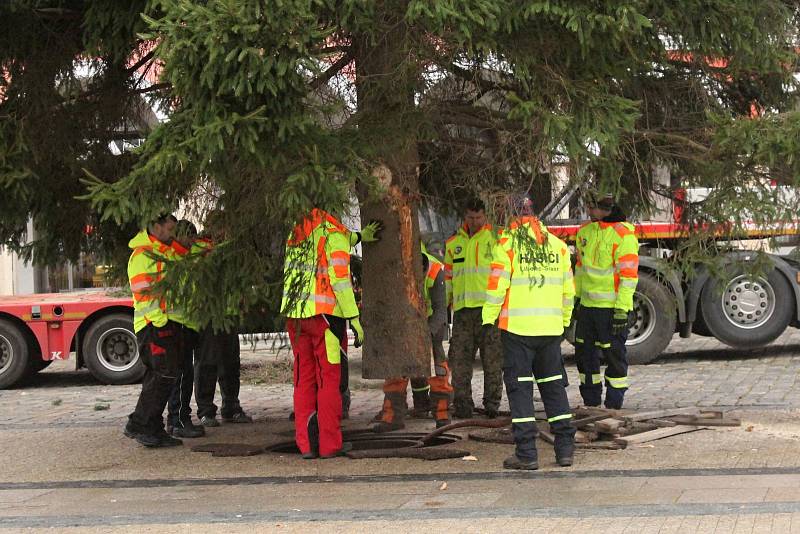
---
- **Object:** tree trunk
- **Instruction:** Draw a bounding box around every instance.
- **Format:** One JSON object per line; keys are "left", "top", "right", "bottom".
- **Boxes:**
{"left": 353, "top": 10, "right": 431, "bottom": 379}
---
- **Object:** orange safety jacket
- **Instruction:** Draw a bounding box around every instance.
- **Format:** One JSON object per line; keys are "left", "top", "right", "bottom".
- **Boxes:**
{"left": 281, "top": 209, "right": 359, "bottom": 319}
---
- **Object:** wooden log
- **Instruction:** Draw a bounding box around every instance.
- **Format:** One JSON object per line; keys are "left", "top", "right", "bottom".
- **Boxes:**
{"left": 613, "top": 425, "right": 706, "bottom": 448}
{"left": 595, "top": 418, "right": 625, "bottom": 433}
{"left": 648, "top": 419, "right": 678, "bottom": 428}
{"left": 669, "top": 415, "right": 741, "bottom": 427}
{"left": 539, "top": 431, "right": 622, "bottom": 450}
{"left": 574, "top": 406, "right": 619, "bottom": 418}
{"left": 571, "top": 414, "right": 615, "bottom": 428}
{"left": 623, "top": 407, "right": 699, "bottom": 423}
{"left": 575, "top": 430, "right": 598, "bottom": 443}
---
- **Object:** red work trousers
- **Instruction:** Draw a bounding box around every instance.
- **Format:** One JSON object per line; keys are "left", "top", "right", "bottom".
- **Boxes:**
{"left": 287, "top": 316, "right": 343, "bottom": 456}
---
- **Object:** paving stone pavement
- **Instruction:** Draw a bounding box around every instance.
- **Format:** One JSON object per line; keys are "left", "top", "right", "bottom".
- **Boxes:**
{"left": 2, "top": 329, "right": 800, "bottom": 430}
{"left": 4, "top": 329, "right": 800, "bottom": 531}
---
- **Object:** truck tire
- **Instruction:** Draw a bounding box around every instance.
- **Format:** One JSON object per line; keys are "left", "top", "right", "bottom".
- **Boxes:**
{"left": 700, "top": 267, "right": 793, "bottom": 348}
{"left": 83, "top": 314, "right": 144, "bottom": 385}
{"left": 627, "top": 272, "right": 677, "bottom": 364}
{"left": 0, "top": 319, "right": 31, "bottom": 389}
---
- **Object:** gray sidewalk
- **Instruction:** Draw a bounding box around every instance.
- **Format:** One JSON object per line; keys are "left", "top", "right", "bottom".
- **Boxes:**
{"left": 4, "top": 330, "right": 800, "bottom": 531}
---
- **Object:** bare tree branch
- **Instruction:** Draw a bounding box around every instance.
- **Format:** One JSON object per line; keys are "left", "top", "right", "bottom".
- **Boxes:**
{"left": 309, "top": 52, "right": 354, "bottom": 90}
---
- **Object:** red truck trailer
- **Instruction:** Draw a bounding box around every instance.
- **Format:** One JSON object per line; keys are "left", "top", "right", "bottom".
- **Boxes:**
{"left": 0, "top": 291, "right": 138, "bottom": 388}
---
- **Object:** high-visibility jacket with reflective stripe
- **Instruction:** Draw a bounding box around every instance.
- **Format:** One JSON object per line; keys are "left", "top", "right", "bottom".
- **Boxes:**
{"left": 281, "top": 209, "right": 359, "bottom": 319}
{"left": 482, "top": 217, "right": 575, "bottom": 336}
{"left": 445, "top": 224, "right": 497, "bottom": 311}
{"left": 575, "top": 221, "right": 639, "bottom": 311}
{"left": 128, "top": 231, "right": 180, "bottom": 333}
{"left": 422, "top": 250, "right": 443, "bottom": 318}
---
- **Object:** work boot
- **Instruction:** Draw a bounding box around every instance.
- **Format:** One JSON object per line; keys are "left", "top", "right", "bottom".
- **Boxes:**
{"left": 483, "top": 407, "right": 499, "bottom": 419}
{"left": 435, "top": 418, "right": 451, "bottom": 429}
{"left": 410, "top": 388, "right": 431, "bottom": 418}
{"left": 453, "top": 404, "right": 473, "bottom": 419}
{"left": 199, "top": 416, "right": 220, "bottom": 427}
{"left": 371, "top": 420, "right": 405, "bottom": 433}
{"left": 170, "top": 421, "right": 205, "bottom": 438}
{"left": 123, "top": 422, "right": 144, "bottom": 441}
{"left": 301, "top": 450, "right": 318, "bottom": 460}
{"left": 222, "top": 411, "right": 253, "bottom": 424}
{"left": 554, "top": 435, "right": 575, "bottom": 467}
{"left": 503, "top": 455, "right": 539, "bottom": 471}
{"left": 320, "top": 442, "right": 353, "bottom": 459}
{"left": 135, "top": 429, "right": 183, "bottom": 448}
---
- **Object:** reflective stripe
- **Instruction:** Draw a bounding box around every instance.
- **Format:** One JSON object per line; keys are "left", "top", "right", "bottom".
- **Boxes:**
{"left": 283, "top": 292, "right": 337, "bottom": 305}
{"left": 536, "top": 374, "right": 563, "bottom": 383}
{"left": 595, "top": 341, "right": 611, "bottom": 349}
{"left": 453, "top": 291, "right": 489, "bottom": 302}
{"left": 452, "top": 266, "right": 492, "bottom": 275}
{"left": 332, "top": 281, "right": 352, "bottom": 292}
{"left": 606, "top": 376, "right": 629, "bottom": 389}
{"left": 563, "top": 297, "right": 573, "bottom": 307}
{"left": 564, "top": 271, "right": 574, "bottom": 281}
{"left": 490, "top": 268, "right": 505, "bottom": 277}
{"left": 517, "top": 376, "right": 535, "bottom": 382}
{"left": 585, "top": 265, "right": 614, "bottom": 276}
{"left": 130, "top": 281, "right": 151, "bottom": 292}
{"left": 616, "top": 261, "right": 638, "bottom": 271}
{"left": 578, "top": 372, "right": 586, "bottom": 384}
{"left": 547, "top": 414, "right": 572, "bottom": 423}
{"left": 330, "top": 257, "right": 348, "bottom": 267}
{"left": 134, "top": 303, "right": 161, "bottom": 319}
{"left": 510, "top": 276, "right": 563, "bottom": 286}
{"left": 500, "top": 308, "right": 563, "bottom": 317}
{"left": 512, "top": 417, "right": 536, "bottom": 423}
{"left": 620, "top": 279, "right": 638, "bottom": 288}
{"left": 585, "top": 291, "right": 617, "bottom": 301}
{"left": 575, "top": 337, "right": 585, "bottom": 344}
{"left": 592, "top": 373, "right": 602, "bottom": 384}
{"left": 485, "top": 294, "right": 505, "bottom": 305}
{"left": 412, "top": 385, "right": 431, "bottom": 392}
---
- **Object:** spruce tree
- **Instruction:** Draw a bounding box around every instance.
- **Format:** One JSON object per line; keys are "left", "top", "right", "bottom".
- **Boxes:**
{"left": 1, "top": 1, "right": 799, "bottom": 376}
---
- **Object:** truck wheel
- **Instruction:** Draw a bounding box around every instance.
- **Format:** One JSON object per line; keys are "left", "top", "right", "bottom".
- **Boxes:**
{"left": 0, "top": 319, "right": 31, "bottom": 389}
{"left": 83, "top": 314, "right": 144, "bottom": 385}
{"left": 700, "top": 268, "right": 793, "bottom": 348}
{"left": 627, "top": 272, "right": 677, "bottom": 364}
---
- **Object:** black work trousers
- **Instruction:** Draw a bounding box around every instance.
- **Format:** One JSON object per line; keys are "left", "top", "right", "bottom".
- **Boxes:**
{"left": 574, "top": 306, "right": 629, "bottom": 409}
{"left": 128, "top": 321, "right": 183, "bottom": 435}
{"left": 501, "top": 331, "right": 575, "bottom": 462}
{"left": 195, "top": 328, "right": 242, "bottom": 419}
{"left": 167, "top": 327, "right": 199, "bottom": 427}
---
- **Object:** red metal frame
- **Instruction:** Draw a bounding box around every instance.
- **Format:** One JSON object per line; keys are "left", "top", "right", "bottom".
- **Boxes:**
{"left": 0, "top": 291, "right": 132, "bottom": 362}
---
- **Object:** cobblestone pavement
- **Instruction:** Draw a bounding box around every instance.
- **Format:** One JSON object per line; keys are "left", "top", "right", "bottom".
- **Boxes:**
{"left": 4, "top": 329, "right": 800, "bottom": 531}
{"left": 3, "top": 329, "right": 800, "bottom": 430}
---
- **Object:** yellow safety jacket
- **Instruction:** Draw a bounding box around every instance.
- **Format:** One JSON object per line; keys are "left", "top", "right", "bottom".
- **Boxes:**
{"left": 128, "top": 231, "right": 180, "bottom": 333}
{"left": 422, "top": 248, "right": 443, "bottom": 318}
{"left": 482, "top": 217, "right": 575, "bottom": 336}
{"left": 282, "top": 209, "right": 359, "bottom": 319}
{"left": 445, "top": 224, "right": 497, "bottom": 311}
{"left": 575, "top": 221, "right": 639, "bottom": 312}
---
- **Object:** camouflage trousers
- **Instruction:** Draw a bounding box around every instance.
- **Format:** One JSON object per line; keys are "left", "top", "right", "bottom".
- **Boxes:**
{"left": 448, "top": 307, "right": 503, "bottom": 412}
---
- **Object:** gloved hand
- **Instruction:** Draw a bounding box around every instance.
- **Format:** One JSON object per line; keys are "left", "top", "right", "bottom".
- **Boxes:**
{"left": 479, "top": 322, "right": 494, "bottom": 344}
{"left": 350, "top": 317, "right": 364, "bottom": 348}
{"left": 359, "top": 220, "right": 383, "bottom": 243}
{"left": 612, "top": 309, "right": 630, "bottom": 335}
{"left": 563, "top": 321, "right": 576, "bottom": 344}
{"left": 571, "top": 298, "right": 580, "bottom": 324}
